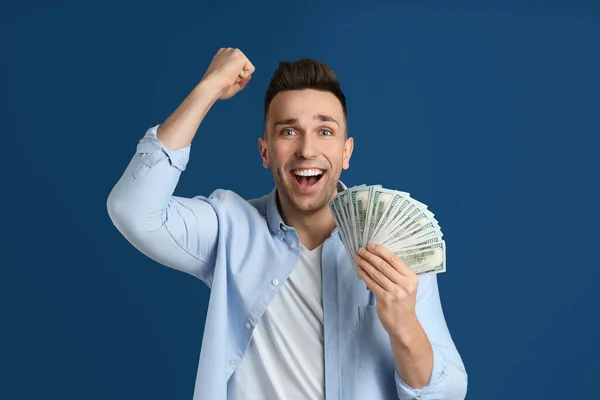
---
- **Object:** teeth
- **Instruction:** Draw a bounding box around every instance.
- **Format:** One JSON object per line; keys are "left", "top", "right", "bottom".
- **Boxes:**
{"left": 293, "top": 169, "right": 323, "bottom": 177}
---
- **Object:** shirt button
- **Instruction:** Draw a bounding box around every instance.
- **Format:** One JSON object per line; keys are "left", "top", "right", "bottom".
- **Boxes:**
{"left": 245, "top": 322, "right": 251, "bottom": 329}
{"left": 290, "top": 242, "right": 297, "bottom": 249}
{"left": 272, "top": 279, "right": 279, "bottom": 286}
{"left": 229, "top": 360, "right": 236, "bottom": 365}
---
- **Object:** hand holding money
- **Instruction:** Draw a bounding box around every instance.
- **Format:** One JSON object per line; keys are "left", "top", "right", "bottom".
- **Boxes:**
{"left": 329, "top": 184, "right": 446, "bottom": 279}
{"left": 355, "top": 243, "right": 420, "bottom": 336}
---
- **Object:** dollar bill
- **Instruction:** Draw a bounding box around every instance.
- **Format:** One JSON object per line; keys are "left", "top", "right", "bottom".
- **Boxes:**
{"left": 362, "top": 187, "right": 398, "bottom": 247}
{"left": 410, "top": 240, "right": 446, "bottom": 275}
{"left": 394, "top": 241, "right": 445, "bottom": 273}
{"left": 370, "top": 197, "right": 411, "bottom": 243}
{"left": 380, "top": 212, "right": 439, "bottom": 246}
{"left": 330, "top": 196, "right": 354, "bottom": 263}
{"left": 387, "top": 234, "right": 442, "bottom": 252}
{"left": 349, "top": 185, "right": 379, "bottom": 252}
{"left": 354, "top": 188, "right": 371, "bottom": 249}
{"left": 382, "top": 221, "right": 438, "bottom": 248}
{"left": 337, "top": 191, "right": 355, "bottom": 253}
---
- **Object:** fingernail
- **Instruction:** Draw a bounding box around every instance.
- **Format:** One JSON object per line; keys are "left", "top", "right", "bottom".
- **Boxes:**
{"left": 368, "top": 243, "right": 376, "bottom": 250}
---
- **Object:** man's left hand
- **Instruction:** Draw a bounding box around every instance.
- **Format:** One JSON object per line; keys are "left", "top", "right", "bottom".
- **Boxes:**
{"left": 355, "top": 243, "right": 419, "bottom": 337}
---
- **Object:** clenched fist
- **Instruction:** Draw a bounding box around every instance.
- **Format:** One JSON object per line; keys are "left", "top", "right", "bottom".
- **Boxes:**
{"left": 201, "top": 48, "right": 255, "bottom": 100}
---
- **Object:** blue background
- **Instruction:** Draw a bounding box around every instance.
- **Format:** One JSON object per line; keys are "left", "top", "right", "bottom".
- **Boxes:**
{"left": 2, "top": 0, "right": 599, "bottom": 399}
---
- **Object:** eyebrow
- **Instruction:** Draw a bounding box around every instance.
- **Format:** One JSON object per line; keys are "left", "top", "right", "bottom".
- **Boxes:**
{"left": 274, "top": 114, "right": 340, "bottom": 128}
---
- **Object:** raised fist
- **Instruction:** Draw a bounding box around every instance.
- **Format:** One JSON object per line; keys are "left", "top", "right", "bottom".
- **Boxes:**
{"left": 201, "top": 47, "right": 255, "bottom": 100}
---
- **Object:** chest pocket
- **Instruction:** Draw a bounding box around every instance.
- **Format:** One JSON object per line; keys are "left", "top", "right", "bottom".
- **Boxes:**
{"left": 357, "top": 305, "right": 395, "bottom": 372}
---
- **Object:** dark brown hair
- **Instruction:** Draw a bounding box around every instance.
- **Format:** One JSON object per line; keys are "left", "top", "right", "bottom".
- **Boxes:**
{"left": 263, "top": 59, "right": 347, "bottom": 124}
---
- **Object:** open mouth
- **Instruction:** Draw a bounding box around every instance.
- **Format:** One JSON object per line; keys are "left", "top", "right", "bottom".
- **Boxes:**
{"left": 290, "top": 168, "right": 325, "bottom": 189}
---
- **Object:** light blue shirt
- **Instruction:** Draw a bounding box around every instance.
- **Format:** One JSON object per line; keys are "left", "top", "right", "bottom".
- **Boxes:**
{"left": 107, "top": 125, "right": 468, "bottom": 400}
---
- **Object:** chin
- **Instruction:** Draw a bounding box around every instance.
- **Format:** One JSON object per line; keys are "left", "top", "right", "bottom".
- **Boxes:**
{"left": 290, "top": 197, "right": 328, "bottom": 214}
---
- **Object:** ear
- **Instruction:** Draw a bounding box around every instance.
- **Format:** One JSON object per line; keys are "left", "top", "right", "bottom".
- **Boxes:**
{"left": 258, "top": 137, "right": 270, "bottom": 169}
{"left": 342, "top": 136, "right": 354, "bottom": 170}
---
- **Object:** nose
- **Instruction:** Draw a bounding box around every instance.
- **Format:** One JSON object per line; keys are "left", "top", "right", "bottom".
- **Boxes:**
{"left": 295, "top": 134, "right": 318, "bottom": 159}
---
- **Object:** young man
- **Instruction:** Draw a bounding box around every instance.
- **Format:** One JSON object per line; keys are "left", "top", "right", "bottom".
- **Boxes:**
{"left": 107, "top": 48, "right": 467, "bottom": 400}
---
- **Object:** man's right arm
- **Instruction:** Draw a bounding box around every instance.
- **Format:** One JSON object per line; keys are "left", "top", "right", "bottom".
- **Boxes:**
{"left": 107, "top": 48, "right": 254, "bottom": 287}
{"left": 106, "top": 48, "right": 255, "bottom": 285}
{"left": 106, "top": 81, "right": 224, "bottom": 285}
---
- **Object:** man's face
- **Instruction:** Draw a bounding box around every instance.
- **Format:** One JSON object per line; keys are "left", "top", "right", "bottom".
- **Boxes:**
{"left": 259, "top": 89, "right": 354, "bottom": 215}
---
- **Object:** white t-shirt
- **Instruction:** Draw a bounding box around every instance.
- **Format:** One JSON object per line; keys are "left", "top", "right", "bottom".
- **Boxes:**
{"left": 228, "top": 243, "right": 325, "bottom": 400}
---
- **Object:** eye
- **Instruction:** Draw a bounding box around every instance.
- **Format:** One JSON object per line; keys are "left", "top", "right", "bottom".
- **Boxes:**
{"left": 281, "top": 129, "right": 296, "bottom": 136}
{"left": 320, "top": 129, "right": 333, "bottom": 136}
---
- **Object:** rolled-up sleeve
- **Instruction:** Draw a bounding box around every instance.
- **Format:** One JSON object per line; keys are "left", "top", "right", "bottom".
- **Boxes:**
{"left": 134, "top": 125, "right": 190, "bottom": 173}
{"left": 394, "top": 274, "right": 468, "bottom": 399}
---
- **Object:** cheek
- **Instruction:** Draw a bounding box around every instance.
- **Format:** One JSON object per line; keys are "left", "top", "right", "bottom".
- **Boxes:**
{"left": 325, "top": 146, "right": 348, "bottom": 168}
{"left": 269, "top": 144, "right": 294, "bottom": 167}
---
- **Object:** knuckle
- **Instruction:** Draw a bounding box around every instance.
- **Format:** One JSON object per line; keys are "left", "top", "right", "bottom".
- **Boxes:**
{"left": 406, "top": 279, "right": 418, "bottom": 294}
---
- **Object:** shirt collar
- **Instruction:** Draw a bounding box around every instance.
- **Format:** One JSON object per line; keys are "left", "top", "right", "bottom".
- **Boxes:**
{"left": 266, "top": 180, "right": 348, "bottom": 235}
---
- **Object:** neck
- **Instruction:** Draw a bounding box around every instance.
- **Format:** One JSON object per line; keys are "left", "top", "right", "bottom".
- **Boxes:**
{"left": 277, "top": 192, "right": 338, "bottom": 251}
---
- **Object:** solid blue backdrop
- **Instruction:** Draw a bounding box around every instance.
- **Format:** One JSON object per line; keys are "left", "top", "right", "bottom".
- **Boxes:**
{"left": 1, "top": 0, "right": 599, "bottom": 399}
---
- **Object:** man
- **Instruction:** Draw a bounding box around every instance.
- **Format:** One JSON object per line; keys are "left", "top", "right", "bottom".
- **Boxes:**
{"left": 107, "top": 47, "right": 467, "bottom": 400}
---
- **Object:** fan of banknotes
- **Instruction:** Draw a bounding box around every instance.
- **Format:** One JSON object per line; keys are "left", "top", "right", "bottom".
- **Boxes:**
{"left": 329, "top": 184, "right": 446, "bottom": 278}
